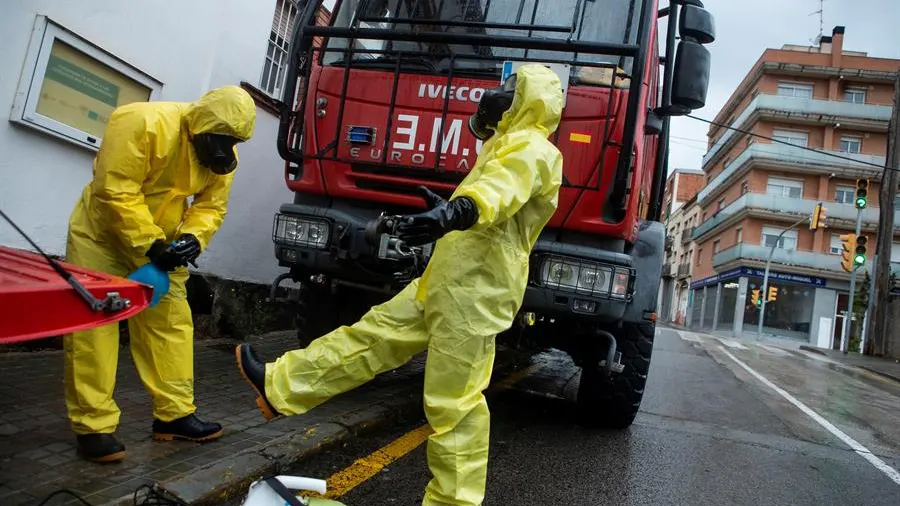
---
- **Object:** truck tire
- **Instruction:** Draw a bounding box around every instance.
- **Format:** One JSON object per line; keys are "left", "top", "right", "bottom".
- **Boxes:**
{"left": 295, "top": 284, "right": 338, "bottom": 346}
{"left": 295, "top": 285, "right": 387, "bottom": 347}
{"left": 576, "top": 321, "right": 654, "bottom": 429}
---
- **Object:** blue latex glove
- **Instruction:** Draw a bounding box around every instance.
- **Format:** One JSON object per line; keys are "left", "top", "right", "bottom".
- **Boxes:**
{"left": 127, "top": 263, "right": 170, "bottom": 307}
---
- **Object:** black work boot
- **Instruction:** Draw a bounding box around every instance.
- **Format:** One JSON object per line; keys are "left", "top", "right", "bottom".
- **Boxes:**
{"left": 152, "top": 414, "right": 223, "bottom": 442}
{"left": 235, "top": 344, "right": 282, "bottom": 420}
{"left": 76, "top": 433, "right": 126, "bottom": 463}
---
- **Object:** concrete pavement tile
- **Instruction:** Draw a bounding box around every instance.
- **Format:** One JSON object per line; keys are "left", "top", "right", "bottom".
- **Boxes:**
{"left": 39, "top": 453, "right": 73, "bottom": 466}
{"left": 1, "top": 492, "right": 40, "bottom": 506}
{"left": 19, "top": 447, "right": 51, "bottom": 459}
{"left": 0, "top": 423, "right": 22, "bottom": 436}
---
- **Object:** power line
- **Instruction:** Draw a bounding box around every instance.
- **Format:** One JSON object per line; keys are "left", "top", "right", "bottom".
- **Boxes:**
{"left": 670, "top": 135, "right": 709, "bottom": 144}
{"left": 685, "top": 114, "right": 889, "bottom": 171}
{"left": 669, "top": 140, "right": 708, "bottom": 152}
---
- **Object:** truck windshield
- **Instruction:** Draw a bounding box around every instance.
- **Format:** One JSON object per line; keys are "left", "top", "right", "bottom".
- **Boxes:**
{"left": 323, "top": 0, "right": 643, "bottom": 75}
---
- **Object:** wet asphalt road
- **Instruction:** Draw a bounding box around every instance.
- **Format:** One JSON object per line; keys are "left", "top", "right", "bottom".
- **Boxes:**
{"left": 245, "top": 328, "right": 900, "bottom": 506}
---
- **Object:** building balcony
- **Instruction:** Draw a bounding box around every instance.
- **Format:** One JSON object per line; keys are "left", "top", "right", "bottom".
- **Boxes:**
{"left": 680, "top": 227, "right": 694, "bottom": 245}
{"left": 665, "top": 235, "right": 674, "bottom": 252}
{"left": 703, "top": 94, "right": 893, "bottom": 169}
{"left": 662, "top": 262, "right": 675, "bottom": 278}
{"left": 712, "top": 243, "right": 847, "bottom": 276}
{"left": 713, "top": 243, "right": 900, "bottom": 280}
{"left": 692, "top": 192, "right": 898, "bottom": 242}
{"left": 677, "top": 263, "right": 692, "bottom": 280}
{"left": 697, "top": 142, "right": 886, "bottom": 205}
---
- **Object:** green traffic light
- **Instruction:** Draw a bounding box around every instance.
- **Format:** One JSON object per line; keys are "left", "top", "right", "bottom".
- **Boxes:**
{"left": 856, "top": 197, "right": 867, "bottom": 208}
{"left": 854, "top": 254, "right": 866, "bottom": 265}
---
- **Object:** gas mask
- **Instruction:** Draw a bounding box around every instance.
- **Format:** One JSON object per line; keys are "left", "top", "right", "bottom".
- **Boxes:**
{"left": 468, "top": 74, "right": 518, "bottom": 141}
{"left": 192, "top": 133, "right": 240, "bottom": 175}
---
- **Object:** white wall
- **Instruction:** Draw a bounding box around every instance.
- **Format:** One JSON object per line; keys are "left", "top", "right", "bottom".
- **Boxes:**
{"left": 0, "top": 0, "right": 293, "bottom": 284}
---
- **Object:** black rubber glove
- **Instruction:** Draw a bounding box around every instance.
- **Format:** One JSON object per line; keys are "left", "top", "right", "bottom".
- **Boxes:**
{"left": 396, "top": 186, "right": 479, "bottom": 246}
{"left": 146, "top": 234, "right": 201, "bottom": 272}
{"left": 171, "top": 234, "right": 201, "bottom": 266}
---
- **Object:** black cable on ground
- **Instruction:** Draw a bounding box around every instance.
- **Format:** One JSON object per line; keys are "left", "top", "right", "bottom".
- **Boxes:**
{"left": 132, "top": 484, "right": 189, "bottom": 506}
{"left": 35, "top": 489, "right": 95, "bottom": 506}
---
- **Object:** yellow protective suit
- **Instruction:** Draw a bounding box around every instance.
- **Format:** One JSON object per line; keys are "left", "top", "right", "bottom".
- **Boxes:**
{"left": 64, "top": 86, "right": 256, "bottom": 435}
{"left": 265, "top": 64, "right": 563, "bottom": 505}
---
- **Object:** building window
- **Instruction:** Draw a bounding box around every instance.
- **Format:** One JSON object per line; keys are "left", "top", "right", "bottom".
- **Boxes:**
{"left": 839, "top": 136, "right": 862, "bottom": 154}
{"left": 696, "top": 249, "right": 702, "bottom": 266}
{"left": 835, "top": 186, "right": 855, "bottom": 204}
{"left": 830, "top": 234, "right": 844, "bottom": 255}
{"left": 766, "top": 177, "right": 803, "bottom": 199}
{"left": 762, "top": 226, "right": 798, "bottom": 250}
{"left": 723, "top": 156, "right": 732, "bottom": 169}
{"left": 895, "top": 193, "right": 900, "bottom": 211}
{"left": 741, "top": 181, "right": 750, "bottom": 194}
{"left": 717, "top": 198, "right": 725, "bottom": 211}
{"left": 777, "top": 82, "right": 813, "bottom": 99}
{"left": 736, "top": 228, "right": 743, "bottom": 243}
{"left": 772, "top": 129, "right": 809, "bottom": 147}
{"left": 260, "top": 0, "right": 299, "bottom": 97}
{"left": 844, "top": 88, "right": 867, "bottom": 104}
{"left": 713, "top": 240, "right": 721, "bottom": 254}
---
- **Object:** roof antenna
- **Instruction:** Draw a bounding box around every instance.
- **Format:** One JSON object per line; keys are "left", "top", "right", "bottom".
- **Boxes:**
{"left": 810, "top": 0, "right": 825, "bottom": 44}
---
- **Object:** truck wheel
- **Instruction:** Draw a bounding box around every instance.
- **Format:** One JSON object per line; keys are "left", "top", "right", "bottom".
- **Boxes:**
{"left": 576, "top": 321, "right": 654, "bottom": 429}
{"left": 295, "top": 285, "right": 338, "bottom": 346}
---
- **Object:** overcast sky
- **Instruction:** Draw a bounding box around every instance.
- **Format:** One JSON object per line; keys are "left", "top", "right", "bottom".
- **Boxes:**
{"left": 667, "top": 0, "right": 900, "bottom": 173}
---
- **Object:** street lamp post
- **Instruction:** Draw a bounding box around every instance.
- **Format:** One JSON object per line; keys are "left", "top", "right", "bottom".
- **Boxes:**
{"left": 757, "top": 214, "right": 812, "bottom": 340}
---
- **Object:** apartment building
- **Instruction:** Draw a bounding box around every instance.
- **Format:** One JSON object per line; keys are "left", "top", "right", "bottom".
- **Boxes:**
{"left": 660, "top": 169, "right": 705, "bottom": 324}
{"left": 688, "top": 26, "right": 899, "bottom": 348}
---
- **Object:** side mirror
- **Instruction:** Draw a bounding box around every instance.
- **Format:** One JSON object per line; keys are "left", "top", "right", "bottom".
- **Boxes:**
{"left": 680, "top": 5, "right": 716, "bottom": 44}
{"left": 671, "top": 40, "right": 711, "bottom": 111}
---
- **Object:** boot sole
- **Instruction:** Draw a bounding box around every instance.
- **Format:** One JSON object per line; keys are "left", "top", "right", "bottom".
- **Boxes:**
{"left": 152, "top": 428, "right": 223, "bottom": 442}
{"left": 234, "top": 346, "right": 279, "bottom": 421}
{"left": 80, "top": 450, "right": 126, "bottom": 463}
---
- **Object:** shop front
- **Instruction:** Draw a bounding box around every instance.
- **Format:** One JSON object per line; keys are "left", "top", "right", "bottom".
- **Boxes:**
{"left": 687, "top": 267, "right": 829, "bottom": 343}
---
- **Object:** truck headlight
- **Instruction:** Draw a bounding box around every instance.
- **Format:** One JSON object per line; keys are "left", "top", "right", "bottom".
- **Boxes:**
{"left": 538, "top": 256, "right": 631, "bottom": 298}
{"left": 273, "top": 214, "right": 330, "bottom": 249}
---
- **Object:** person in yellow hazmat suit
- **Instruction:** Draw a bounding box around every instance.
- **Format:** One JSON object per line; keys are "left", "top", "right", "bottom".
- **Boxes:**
{"left": 65, "top": 85, "right": 256, "bottom": 463}
{"left": 236, "top": 64, "right": 563, "bottom": 505}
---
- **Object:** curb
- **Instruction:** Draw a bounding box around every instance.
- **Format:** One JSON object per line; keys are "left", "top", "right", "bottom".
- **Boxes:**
{"left": 799, "top": 346, "right": 900, "bottom": 383}
{"left": 799, "top": 345, "right": 827, "bottom": 356}
{"left": 859, "top": 365, "right": 900, "bottom": 383}
{"left": 102, "top": 399, "right": 424, "bottom": 506}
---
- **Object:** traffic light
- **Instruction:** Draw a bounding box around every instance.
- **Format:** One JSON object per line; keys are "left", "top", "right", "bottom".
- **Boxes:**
{"left": 840, "top": 233, "right": 857, "bottom": 272}
{"left": 809, "top": 203, "right": 827, "bottom": 230}
{"left": 750, "top": 289, "right": 760, "bottom": 307}
{"left": 854, "top": 235, "right": 868, "bottom": 266}
{"left": 855, "top": 178, "right": 869, "bottom": 209}
{"left": 767, "top": 286, "right": 778, "bottom": 302}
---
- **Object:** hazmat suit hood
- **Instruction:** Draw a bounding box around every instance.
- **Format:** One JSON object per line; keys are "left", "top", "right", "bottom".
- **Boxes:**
{"left": 494, "top": 65, "right": 563, "bottom": 138}
{"left": 183, "top": 86, "right": 257, "bottom": 141}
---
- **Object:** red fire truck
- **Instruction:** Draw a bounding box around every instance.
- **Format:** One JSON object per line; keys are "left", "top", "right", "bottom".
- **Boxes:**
{"left": 268, "top": 0, "right": 714, "bottom": 428}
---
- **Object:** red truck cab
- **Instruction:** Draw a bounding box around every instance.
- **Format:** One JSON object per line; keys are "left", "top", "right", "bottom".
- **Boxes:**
{"left": 270, "top": 0, "right": 714, "bottom": 428}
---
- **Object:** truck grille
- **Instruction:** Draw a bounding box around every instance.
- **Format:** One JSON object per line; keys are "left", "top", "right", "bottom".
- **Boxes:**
{"left": 349, "top": 163, "right": 466, "bottom": 199}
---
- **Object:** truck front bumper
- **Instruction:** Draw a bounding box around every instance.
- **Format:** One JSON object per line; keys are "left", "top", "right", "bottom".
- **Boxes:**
{"left": 273, "top": 202, "right": 637, "bottom": 321}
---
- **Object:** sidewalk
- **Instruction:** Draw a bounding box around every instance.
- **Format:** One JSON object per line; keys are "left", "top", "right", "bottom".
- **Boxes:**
{"left": 0, "top": 331, "right": 432, "bottom": 506}
{"left": 799, "top": 345, "right": 900, "bottom": 383}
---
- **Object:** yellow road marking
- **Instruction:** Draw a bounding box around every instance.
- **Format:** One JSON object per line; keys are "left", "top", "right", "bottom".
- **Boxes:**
{"left": 320, "top": 424, "right": 434, "bottom": 499}
{"left": 315, "top": 363, "right": 540, "bottom": 499}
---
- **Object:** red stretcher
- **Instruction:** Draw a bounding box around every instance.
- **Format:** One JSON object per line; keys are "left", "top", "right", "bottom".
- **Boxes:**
{"left": 0, "top": 245, "right": 152, "bottom": 344}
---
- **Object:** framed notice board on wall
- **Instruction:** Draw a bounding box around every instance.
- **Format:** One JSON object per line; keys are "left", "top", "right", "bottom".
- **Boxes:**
{"left": 10, "top": 15, "right": 163, "bottom": 151}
